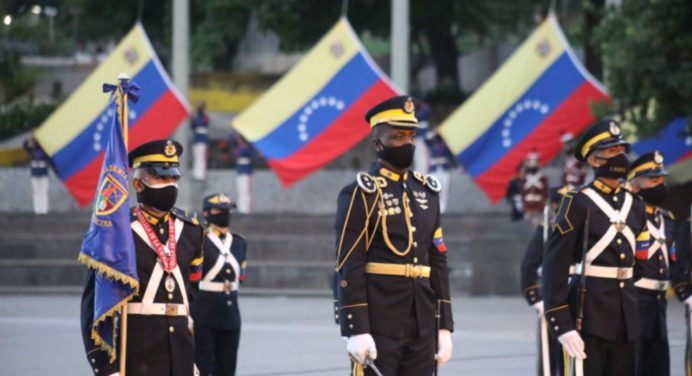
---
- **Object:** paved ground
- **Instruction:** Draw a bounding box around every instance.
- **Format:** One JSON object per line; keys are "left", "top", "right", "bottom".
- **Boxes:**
{"left": 0, "top": 294, "right": 687, "bottom": 375}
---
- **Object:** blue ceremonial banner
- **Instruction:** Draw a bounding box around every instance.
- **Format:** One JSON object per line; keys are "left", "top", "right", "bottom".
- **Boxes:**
{"left": 78, "top": 77, "right": 140, "bottom": 360}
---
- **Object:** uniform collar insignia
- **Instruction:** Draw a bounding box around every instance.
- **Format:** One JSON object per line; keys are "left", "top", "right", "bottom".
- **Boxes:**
{"left": 593, "top": 179, "right": 620, "bottom": 195}
{"left": 140, "top": 206, "right": 169, "bottom": 225}
{"left": 379, "top": 167, "right": 401, "bottom": 181}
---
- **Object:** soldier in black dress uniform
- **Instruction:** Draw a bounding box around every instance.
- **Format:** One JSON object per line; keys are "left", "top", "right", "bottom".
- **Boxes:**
{"left": 81, "top": 139, "right": 204, "bottom": 376}
{"left": 542, "top": 119, "right": 650, "bottom": 375}
{"left": 672, "top": 210, "right": 692, "bottom": 375}
{"left": 520, "top": 188, "right": 566, "bottom": 376}
{"left": 192, "top": 193, "right": 248, "bottom": 376}
{"left": 335, "top": 96, "right": 454, "bottom": 376}
{"left": 628, "top": 151, "right": 676, "bottom": 376}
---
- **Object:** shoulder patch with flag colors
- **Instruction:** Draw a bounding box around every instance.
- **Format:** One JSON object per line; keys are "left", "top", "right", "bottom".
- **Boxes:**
{"left": 231, "top": 18, "right": 399, "bottom": 186}
{"left": 438, "top": 14, "right": 609, "bottom": 202}
{"left": 34, "top": 24, "right": 189, "bottom": 207}
{"left": 635, "top": 230, "right": 651, "bottom": 260}
{"left": 433, "top": 227, "right": 447, "bottom": 253}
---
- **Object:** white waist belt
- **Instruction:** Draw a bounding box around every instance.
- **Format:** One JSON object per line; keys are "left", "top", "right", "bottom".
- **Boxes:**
{"left": 635, "top": 278, "right": 670, "bottom": 291}
{"left": 127, "top": 302, "right": 188, "bottom": 316}
{"left": 199, "top": 281, "right": 237, "bottom": 293}
{"left": 581, "top": 265, "right": 633, "bottom": 280}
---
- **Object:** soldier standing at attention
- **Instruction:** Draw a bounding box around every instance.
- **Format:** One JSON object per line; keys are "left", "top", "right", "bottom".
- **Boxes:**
{"left": 672, "top": 209, "right": 692, "bottom": 374}
{"left": 628, "top": 151, "right": 676, "bottom": 376}
{"left": 192, "top": 193, "right": 248, "bottom": 376}
{"left": 81, "top": 139, "right": 204, "bottom": 376}
{"left": 520, "top": 189, "right": 567, "bottom": 376}
{"left": 335, "top": 96, "right": 453, "bottom": 376}
{"left": 542, "top": 119, "right": 650, "bottom": 375}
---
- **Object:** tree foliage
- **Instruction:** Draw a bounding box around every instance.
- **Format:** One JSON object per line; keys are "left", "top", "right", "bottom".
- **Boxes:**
{"left": 594, "top": 0, "right": 692, "bottom": 137}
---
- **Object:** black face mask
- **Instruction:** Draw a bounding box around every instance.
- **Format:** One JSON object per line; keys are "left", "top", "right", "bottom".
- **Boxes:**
{"left": 594, "top": 153, "right": 629, "bottom": 179}
{"left": 377, "top": 143, "right": 415, "bottom": 170}
{"left": 136, "top": 180, "right": 178, "bottom": 212}
{"left": 526, "top": 167, "right": 539, "bottom": 174}
{"left": 638, "top": 183, "right": 666, "bottom": 206}
{"left": 206, "top": 211, "right": 231, "bottom": 228}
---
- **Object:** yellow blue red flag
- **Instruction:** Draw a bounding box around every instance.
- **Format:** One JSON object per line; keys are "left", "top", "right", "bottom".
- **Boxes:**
{"left": 232, "top": 18, "right": 399, "bottom": 186}
{"left": 78, "top": 78, "right": 139, "bottom": 361}
{"left": 34, "top": 24, "right": 189, "bottom": 207}
{"left": 632, "top": 117, "right": 692, "bottom": 185}
{"left": 439, "top": 14, "right": 609, "bottom": 202}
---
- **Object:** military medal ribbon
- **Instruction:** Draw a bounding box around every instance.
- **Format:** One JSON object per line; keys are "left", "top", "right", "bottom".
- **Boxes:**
{"left": 134, "top": 207, "right": 178, "bottom": 271}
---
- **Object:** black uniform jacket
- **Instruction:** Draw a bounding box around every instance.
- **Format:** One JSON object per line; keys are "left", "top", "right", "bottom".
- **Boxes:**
{"left": 191, "top": 230, "right": 247, "bottom": 330}
{"left": 520, "top": 225, "right": 545, "bottom": 305}
{"left": 335, "top": 163, "right": 453, "bottom": 339}
{"left": 634, "top": 207, "right": 675, "bottom": 339}
{"left": 81, "top": 207, "right": 204, "bottom": 376}
{"left": 672, "top": 219, "right": 692, "bottom": 302}
{"left": 542, "top": 180, "right": 649, "bottom": 342}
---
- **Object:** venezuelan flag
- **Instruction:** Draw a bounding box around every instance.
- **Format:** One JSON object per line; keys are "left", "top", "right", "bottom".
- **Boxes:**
{"left": 232, "top": 18, "right": 399, "bottom": 186}
{"left": 632, "top": 117, "right": 692, "bottom": 185}
{"left": 439, "top": 14, "right": 609, "bottom": 202}
{"left": 34, "top": 24, "right": 189, "bottom": 207}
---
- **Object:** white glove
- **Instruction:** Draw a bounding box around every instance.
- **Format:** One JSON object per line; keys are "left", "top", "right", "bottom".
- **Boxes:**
{"left": 558, "top": 330, "right": 586, "bottom": 360}
{"left": 108, "top": 373, "right": 120, "bottom": 376}
{"left": 435, "top": 329, "right": 453, "bottom": 366}
{"left": 346, "top": 333, "right": 377, "bottom": 363}
{"left": 532, "top": 301, "right": 544, "bottom": 316}
{"left": 685, "top": 296, "right": 692, "bottom": 309}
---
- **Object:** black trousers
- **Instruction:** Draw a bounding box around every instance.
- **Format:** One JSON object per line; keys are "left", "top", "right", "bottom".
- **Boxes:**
{"left": 359, "top": 333, "right": 435, "bottom": 376}
{"left": 582, "top": 334, "right": 635, "bottom": 376}
{"left": 636, "top": 336, "right": 669, "bottom": 376}
{"left": 194, "top": 324, "right": 241, "bottom": 376}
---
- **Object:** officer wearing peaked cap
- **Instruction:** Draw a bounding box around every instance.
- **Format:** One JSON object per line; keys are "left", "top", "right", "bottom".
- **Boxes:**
{"left": 81, "top": 139, "right": 204, "bottom": 376}
{"left": 629, "top": 151, "right": 676, "bottom": 376}
{"left": 192, "top": 193, "right": 248, "bottom": 376}
{"left": 542, "top": 119, "right": 650, "bottom": 375}
{"left": 335, "top": 96, "right": 453, "bottom": 376}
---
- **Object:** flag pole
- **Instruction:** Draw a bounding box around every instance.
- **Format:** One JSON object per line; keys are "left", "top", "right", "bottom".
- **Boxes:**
{"left": 120, "top": 305, "right": 128, "bottom": 376}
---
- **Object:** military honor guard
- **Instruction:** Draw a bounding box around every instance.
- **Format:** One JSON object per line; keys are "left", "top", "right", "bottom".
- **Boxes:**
{"left": 521, "top": 152, "right": 549, "bottom": 225}
{"left": 81, "top": 139, "right": 204, "bottom": 376}
{"left": 23, "top": 133, "right": 51, "bottom": 214}
{"left": 627, "top": 151, "right": 676, "bottom": 376}
{"left": 672, "top": 210, "right": 692, "bottom": 374}
{"left": 191, "top": 102, "right": 210, "bottom": 181}
{"left": 520, "top": 189, "right": 566, "bottom": 376}
{"left": 334, "top": 96, "right": 453, "bottom": 376}
{"left": 542, "top": 119, "right": 650, "bottom": 375}
{"left": 192, "top": 193, "right": 248, "bottom": 376}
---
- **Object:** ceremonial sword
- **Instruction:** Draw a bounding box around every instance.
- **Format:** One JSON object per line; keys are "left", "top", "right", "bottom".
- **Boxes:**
{"left": 363, "top": 355, "right": 384, "bottom": 376}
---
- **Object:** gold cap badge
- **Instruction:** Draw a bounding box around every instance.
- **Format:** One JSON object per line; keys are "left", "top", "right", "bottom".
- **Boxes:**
{"left": 403, "top": 97, "right": 415, "bottom": 114}
{"left": 164, "top": 140, "right": 177, "bottom": 157}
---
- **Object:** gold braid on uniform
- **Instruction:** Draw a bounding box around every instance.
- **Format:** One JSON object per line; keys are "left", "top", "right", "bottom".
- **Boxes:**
{"left": 379, "top": 190, "right": 414, "bottom": 257}
{"left": 335, "top": 188, "right": 383, "bottom": 271}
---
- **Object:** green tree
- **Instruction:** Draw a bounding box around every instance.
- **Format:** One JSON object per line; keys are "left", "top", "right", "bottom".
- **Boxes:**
{"left": 594, "top": 0, "right": 692, "bottom": 136}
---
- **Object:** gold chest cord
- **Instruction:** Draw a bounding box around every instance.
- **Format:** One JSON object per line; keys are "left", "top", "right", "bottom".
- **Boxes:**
{"left": 379, "top": 190, "right": 414, "bottom": 257}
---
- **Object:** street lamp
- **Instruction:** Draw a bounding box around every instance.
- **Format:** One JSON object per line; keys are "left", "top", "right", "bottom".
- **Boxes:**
{"left": 31, "top": 5, "right": 42, "bottom": 15}
{"left": 3, "top": 15, "right": 11, "bottom": 26}
{"left": 44, "top": 6, "right": 58, "bottom": 43}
